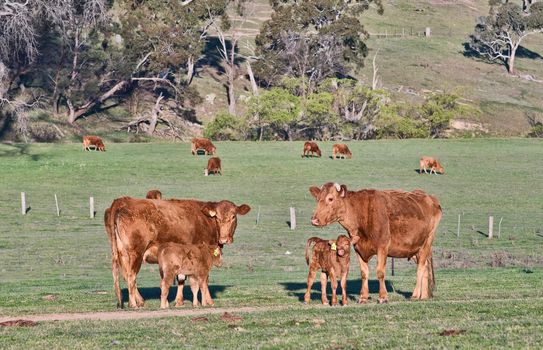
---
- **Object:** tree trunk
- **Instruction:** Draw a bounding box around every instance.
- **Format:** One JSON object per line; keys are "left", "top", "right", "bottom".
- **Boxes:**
{"left": 147, "top": 93, "right": 164, "bottom": 136}
{"left": 508, "top": 45, "right": 517, "bottom": 74}
{"left": 227, "top": 66, "right": 236, "bottom": 115}
{"left": 186, "top": 55, "right": 195, "bottom": 86}
{"left": 66, "top": 80, "right": 128, "bottom": 124}
{"left": 246, "top": 60, "right": 259, "bottom": 96}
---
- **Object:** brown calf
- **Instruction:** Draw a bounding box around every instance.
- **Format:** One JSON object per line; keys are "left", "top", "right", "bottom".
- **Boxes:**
{"left": 304, "top": 234, "right": 359, "bottom": 306}
{"left": 158, "top": 242, "right": 222, "bottom": 309}
{"left": 146, "top": 189, "right": 162, "bottom": 200}
{"left": 332, "top": 144, "right": 352, "bottom": 159}
{"left": 83, "top": 135, "right": 106, "bottom": 151}
{"left": 191, "top": 137, "right": 216, "bottom": 155}
{"left": 420, "top": 156, "right": 444, "bottom": 175}
{"left": 302, "top": 141, "right": 321, "bottom": 158}
{"left": 205, "top": 157, "right": 222, "bottom": 176}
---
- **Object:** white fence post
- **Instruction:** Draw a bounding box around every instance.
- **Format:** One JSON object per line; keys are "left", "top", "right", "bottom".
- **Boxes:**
{"left": 289, "top": 207, "right": 296, "bottom": 230}
{"left": 90, "top": 197, "right": 95, "bottom": 218}
{"left": 21, "top": 192, "right": 26, "bottom": 215}
{"left": 488, "top": 216, "right": 494, "bottom": 239}
{"left": 54, "top": 194, "right": 60, "bottom": 216}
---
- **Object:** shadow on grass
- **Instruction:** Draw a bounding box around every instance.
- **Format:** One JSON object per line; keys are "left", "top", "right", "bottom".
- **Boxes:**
{"left": 414, "top": 169, "right": 444, "bottom": 175}
{"left": 0, "top": 143, "right": 41, "bottom": 161}
{"left": 279, "top": 279, "right": 398, "bottom": 303}
{"left": 122, "top": 284, "right": 231, "bottom": 303}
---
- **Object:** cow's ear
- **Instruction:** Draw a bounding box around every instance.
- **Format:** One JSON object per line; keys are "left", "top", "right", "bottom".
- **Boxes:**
{"left": 339, "top": 185, "right": 347, "bottom": 198}
{"left": 309, "top": 186, "right": 321, "bottom": 199}
{"left": 350, "top": 235, "right": 360, "bottom": 245}
{"left": 237, "top": 204, "right": 251, "bottom": 215}
{"left": 202, "top": 203, "right": 217, "bottom": 217}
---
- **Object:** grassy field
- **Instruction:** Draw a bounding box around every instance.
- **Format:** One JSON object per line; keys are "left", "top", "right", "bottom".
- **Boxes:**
{"left": 0, "top": 139, "right": 542, "bottom": 348}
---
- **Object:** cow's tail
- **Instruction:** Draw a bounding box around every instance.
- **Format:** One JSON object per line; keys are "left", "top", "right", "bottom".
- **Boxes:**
{"left": 105, "top": 201, "right": 124, "bottom": 309}
{"left": 427, "top": 253, "right": 435, "bottom": 297}
{"left": 305, "top": 237, "right": 320, "bottom": 265}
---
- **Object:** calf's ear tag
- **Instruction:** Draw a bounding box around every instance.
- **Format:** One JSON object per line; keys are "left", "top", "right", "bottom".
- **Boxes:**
{"left": 214, "top": 248, "right": 220, "bottom": 257}
{"left": 331, "top": 243, "right": 337, "bottom": 251}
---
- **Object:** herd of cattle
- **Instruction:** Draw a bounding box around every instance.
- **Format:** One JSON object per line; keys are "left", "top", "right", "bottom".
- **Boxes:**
{"left": 98, "top": 136, "right": 444, "bottom": 309}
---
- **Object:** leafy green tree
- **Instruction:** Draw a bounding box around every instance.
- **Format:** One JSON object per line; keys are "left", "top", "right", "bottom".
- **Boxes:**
{"left": 247, "top": 88, "right": 300, "bottom": 140}
{"left": 468, "top": 1, "right": 543, "bottom": 74}
{"left": 254, "top": 0, "right": 383, "bottom": 96}
{"left": 204, "top": 111, "right": 246, "bottom": 140}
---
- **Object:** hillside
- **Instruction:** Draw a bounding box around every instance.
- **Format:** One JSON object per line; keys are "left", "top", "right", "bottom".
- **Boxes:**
{"left": 189, "top": 0, "right": 543, "bottom": 136}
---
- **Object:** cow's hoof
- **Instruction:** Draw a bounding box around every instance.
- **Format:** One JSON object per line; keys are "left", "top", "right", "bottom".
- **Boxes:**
{"left": 357, "top": 298, "right": 368, "bottom": 304}
{"left": 175, "top": 302, "right": 185, "bottom": 307}
{"left": 321, "top": 300, "right": 329, "bottom": 306}
{"left": 378, "top": 297, "right": 388, "bottom": 304}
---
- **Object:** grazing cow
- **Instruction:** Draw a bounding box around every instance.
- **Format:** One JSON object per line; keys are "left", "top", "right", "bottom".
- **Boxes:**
{"left": 104, "top": 197, "right": 250, "bottom": 308}
{"left": 191, "top": 137, "right": 216, "bottom": 155}
{"left": 83, "top": 135, "right": 106, "bottom": 151}
{"left": 304, "top": 234, "right": 359, "bottom": 306}
{"left": 420, "top": 156, "right": 444, "bottom": 175}
{"left": 332, "top": 144, "right": 352, "bottom": 159}
{"left": 205, "top": 157, "right": 222, "bottom": 176}
{"left": 146, "top": 189, "right": 162, "bottom": 199}
{"left": 302, "top": 141, "right": 321, "bottom": 158}
{"left": 158, "top": 243, "right": 222, "bottom": 309}
{"left": 309, "top": 183, "right": 442, "bottom": 303}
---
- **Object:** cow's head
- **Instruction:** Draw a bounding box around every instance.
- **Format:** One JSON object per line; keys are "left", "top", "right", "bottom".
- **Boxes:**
{"left": 316, "top": 148, "right": 322, "bottom": 157}
{"left": 309, "top": 182, "right": 348, "bottom": 227}
{"left": 202, "top": 200, "right": 251, "bottom": 244}
{"left": 210, "top": 246, "right": 223, "bottom": 267}
{"left": 209, "top": 145, "right": 217, "bottom": 154}
{"left": 329, "top": 235, "right": 359, "bottom": 257}
{"left": 437, "top": 164, "right": 444, "bottom": 174}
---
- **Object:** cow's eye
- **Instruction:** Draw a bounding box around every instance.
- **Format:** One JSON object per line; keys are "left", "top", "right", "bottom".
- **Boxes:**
{"left": 327, "top": 197, "right": 333, "bottom": 202}
{"left": 231, "top": 215, "right": 235, "bottom": 220}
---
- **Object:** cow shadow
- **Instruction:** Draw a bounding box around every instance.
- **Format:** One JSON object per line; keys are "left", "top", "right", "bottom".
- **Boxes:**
{"left": 122, "top": 284, "right": 231, "bottom": 303}
{"left": 414, "top": 169, "right": 443, "bottom": 175}
{"left": 279, "top": 279, "right": 396, "bottom": 303}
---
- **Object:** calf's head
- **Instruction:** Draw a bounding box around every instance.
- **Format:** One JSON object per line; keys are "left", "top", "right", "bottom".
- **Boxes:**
{"left": 329, "top": 235, "right": 359, "bottom": 257}
{"left": 309, "top": 182, "right": 348, "bottom": 227}
{"left": 210, "top": 246, "right": 223, "bottom": 267}
{"left": 437, "top": 164, "right": 444, "bottom": 174}
{"left": 202, "top": 200, "right": 251, "bottom": 244}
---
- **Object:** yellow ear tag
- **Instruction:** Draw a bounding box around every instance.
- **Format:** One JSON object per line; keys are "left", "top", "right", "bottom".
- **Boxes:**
{"left": 213, "top": 248, "right": 220, "bottom": 257}
{"left": 331, "top": 243, "right": 337, "bottom": 251}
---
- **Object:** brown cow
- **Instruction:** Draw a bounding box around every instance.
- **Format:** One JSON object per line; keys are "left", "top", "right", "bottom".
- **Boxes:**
{"left": 309, "top": 183, "right": 441, "bottom": 303}
{"left": 302, "top": 141, "right": 321, "bottom": 158}
{"left": 304, "top": 234, "right": 359, "bottom": 306}
{"left": 146, "top": 189, "right": 162, "bottom": 199}
{"left": 332, "top": 144, "right": 352, "bottom": 159}
{"left": 83, "top": 135, "right": 106, "bottom": 151}
{"left": 420, "top": 156, "right": 444, "bottom": 175}
{"left": 205, "top": 157, "right": 222, "bottom": 176}
{"left": 191, "top": 137, "right": 216, "bottom": 155}
{"left": 158, "top": 243, "right": 222, "bottom": 309}
{"left": 104, "top": 197, "right": 250, "bottom": 308}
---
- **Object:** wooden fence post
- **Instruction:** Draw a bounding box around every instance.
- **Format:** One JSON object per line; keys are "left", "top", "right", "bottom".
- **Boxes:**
{"left": 21, "top": 192, "right": 26, "bottom": 215}
{"left": 457, "top": 213, "right": 461, "bottom": 238}
{"left": 488, "top": 216, "right": 494, "bottom": 239}
{"left": 54, "top": 194, "right": 60, "bottom": 217}
{"left": 90, "top": 197, "right": 95, "bottom": 218}
{"left": 498, "top": 217, "right": 503, "bottom": 238}
{"left": 289, "top": 207, "right": 296, "bottom": 230}
{"left": 256, "top": 205, "right": 261, "bottom": 225}
{"left": 425, "top": 27, "right": 431, "bottom": 37}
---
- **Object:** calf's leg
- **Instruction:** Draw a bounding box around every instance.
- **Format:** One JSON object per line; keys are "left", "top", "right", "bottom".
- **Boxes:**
{"left": 329, "top": 270, "right": 338, "bottom": 306}
{"left": 320, "top": 272, "right": 329, "bottom": 305}
{"left": 160, "top": 271, "right": 175, "bottom": 309}
{"left": 174, "top": 275, "right": 186, "bottom": 307}
{"left": 189, "top": 277, "right": 200, "bottom": 307}
{"left": 304, "top": 268, "right": 317, "bottom": 304}
{"left": 340, "top": 271, "right": 348, "bottom": 306}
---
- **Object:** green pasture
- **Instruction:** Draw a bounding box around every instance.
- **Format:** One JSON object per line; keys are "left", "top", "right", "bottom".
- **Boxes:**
{"left": 1, "top": 139, "right": 542, "bottom": 348}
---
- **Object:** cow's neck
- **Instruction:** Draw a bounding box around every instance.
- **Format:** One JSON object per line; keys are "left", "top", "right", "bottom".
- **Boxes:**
{"left": 337, "top": 197, "right": 359, "bottom": 236}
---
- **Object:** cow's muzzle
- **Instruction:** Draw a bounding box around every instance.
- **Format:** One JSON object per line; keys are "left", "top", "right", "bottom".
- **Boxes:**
{"left": 219, "top": 238, "right": 233, "bottom": 245}
{"left": 311, "top": 217, "right": 322, "bottom": 227}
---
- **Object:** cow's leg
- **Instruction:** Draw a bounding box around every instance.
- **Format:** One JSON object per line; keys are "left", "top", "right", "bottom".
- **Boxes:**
{"left": 320, "top": 272, "right": 329, "bottom": 305}
{"left": 412, "top": 242, "right": 433, "bottom": 300}
{"left": 356, "top": 254, "right": 370, "bottom": 303}
{"left": 329, "top": 270, "right": 338, "bottom": 306}
{"left": 201, "top": 276, "right": 214, "bottom": 307}
{"left": 190, "top": 277, "right": 200, "bottom": 307}
{"left": 174, "top": 275, "right": 186, "bottom": 307}
{"left": 304, "top": 268, "right": 317, "bottom": 304}
{"left": 340, "top": 272, "right": 348, "bottom": 306}
{"left": 118, "top": 250, "right": 145, "bottom": 308}
{"left": 376, "top": 248, "right": 388, "bottom": 304}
